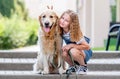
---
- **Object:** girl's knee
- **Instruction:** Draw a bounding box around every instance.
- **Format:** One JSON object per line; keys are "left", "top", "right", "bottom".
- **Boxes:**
{"left": 70, "top": 48, "right": 85, "bottom": 58}
{"left": 62, "top": 51, "right": 68, "bottom": 58}
{"left": 70, "top": 48, "right": 79, "bottom": 57}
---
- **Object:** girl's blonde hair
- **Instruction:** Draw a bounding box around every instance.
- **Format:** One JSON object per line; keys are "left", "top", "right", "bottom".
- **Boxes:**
{"left": 58, "top": 10, "right": 83, "bottom": 42}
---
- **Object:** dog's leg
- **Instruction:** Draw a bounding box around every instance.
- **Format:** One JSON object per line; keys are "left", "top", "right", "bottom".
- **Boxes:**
{"left": 59, "top": 66, "right": 66, "bottom": 74}
{"left": 59, "top": 61, "right": 69, "bottom": 74}
{"left": 58, "top": 58, "right": 68, "bottom": 74}
{"left": 33, "top": 34, "right": 44, "bottom": 74}
{"left": 42, "top": 55, "right": 49, "bottom": 74}
{"left": 33, "top": 54, "right": 43, "bottom": 74}
{"left": 33, "top": 62, "right": 42, "bottom": 73}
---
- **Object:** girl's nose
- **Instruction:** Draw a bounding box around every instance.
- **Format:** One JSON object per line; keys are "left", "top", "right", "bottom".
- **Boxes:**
{"left": 61, "top": 19, "right": 65, "bottom": 24}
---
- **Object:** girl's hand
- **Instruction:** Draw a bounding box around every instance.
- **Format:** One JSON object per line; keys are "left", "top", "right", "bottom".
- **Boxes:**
{"left": 62, "top": 44, "right": 74, "bottom": 52}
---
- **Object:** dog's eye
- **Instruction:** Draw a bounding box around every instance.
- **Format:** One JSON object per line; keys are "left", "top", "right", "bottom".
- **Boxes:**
{"left": 50, "top": 15, "right": 53, "bottom": 18}
{"left": 43, "top": 15, "right": 46, "bottom": 18}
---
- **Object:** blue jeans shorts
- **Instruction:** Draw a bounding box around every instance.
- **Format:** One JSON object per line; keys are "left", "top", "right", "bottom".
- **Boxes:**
{"left": 84, "top": 49, "right": 92, "bottom": 63}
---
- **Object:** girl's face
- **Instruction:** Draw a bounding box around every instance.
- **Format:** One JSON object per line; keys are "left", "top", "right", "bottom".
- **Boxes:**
{"left": 59, "top": 13, "right": 71, "bottom": 29}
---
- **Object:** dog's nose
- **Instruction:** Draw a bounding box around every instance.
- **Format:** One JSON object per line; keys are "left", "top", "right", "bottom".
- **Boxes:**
{"left": 45, "top": 22, "right": 49, "bottom": 26}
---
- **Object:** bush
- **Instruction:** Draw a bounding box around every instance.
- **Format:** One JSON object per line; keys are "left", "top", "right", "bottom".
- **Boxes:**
{"left": 0, "top": 0, "right": 14, "bottom": 17}
{"left": 0, "top": 0, "right": 28, "bottom": 19}
{"left": 0, "top": 14, "right": 39, "bottom": 49}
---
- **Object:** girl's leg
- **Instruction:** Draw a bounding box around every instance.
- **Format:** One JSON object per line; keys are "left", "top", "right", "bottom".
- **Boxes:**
{"left": 69, "top": 48, "right": 89, "bottom": 74}
{"left": 62, "top": 51, "right": 74, "bottom": 66}
{"left": 70, "top": 48, "right": 86, "bottom": 66}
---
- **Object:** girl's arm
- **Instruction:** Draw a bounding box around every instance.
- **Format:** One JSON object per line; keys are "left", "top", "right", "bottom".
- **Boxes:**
{"left": 62, "top": 40, "right": 90, "bottom": 51}
{"left": 70, "top": 40, "right": 90, "bottom": 50}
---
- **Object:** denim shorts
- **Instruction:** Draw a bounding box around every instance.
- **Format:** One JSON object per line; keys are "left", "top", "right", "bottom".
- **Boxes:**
{"left": 84, "top": 49, "right": 92, "bottom": 62}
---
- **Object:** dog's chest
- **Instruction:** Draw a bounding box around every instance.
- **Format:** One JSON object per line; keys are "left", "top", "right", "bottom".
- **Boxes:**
{"left": 41, "top": 38, "right": 56, "bottom": 54}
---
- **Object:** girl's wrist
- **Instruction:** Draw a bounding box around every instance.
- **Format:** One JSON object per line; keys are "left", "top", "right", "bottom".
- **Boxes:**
{"left": 70, "top": 44, "right": 75, "bottom": 48}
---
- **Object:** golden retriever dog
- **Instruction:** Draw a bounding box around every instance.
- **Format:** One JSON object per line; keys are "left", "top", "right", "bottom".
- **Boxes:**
{"left": 33, "top": 9, "right": 66, "bottom": 74}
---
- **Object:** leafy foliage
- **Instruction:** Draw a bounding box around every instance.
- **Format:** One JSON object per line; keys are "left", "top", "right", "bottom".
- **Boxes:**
{"left": 0, "top": 14, "right": 39, "bottom": 49}
{"left": 0, "top": 0, "right": 14, "bottom": 17}
{"left": 0, "top": 0, "right": 39, "bottom": 49}
{"left": 0, "top": 0, "right": 28, "bottom": 19}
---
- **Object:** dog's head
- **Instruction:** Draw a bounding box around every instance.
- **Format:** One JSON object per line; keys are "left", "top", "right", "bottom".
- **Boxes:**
{"left": 39, "top": 10, "right": 58, "bottom": 33}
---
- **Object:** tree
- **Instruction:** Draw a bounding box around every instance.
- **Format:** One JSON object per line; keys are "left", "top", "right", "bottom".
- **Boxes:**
{"left": 0, "top": 0, "right": 28, "bottom": 19}
{"left": 0, "top": 0, "right": 15, "bottom": 17}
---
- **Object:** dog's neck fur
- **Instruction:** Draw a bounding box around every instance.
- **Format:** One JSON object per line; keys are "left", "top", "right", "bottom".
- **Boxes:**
{"left": 41, "top": 26, "right": 57, "bottom": 54}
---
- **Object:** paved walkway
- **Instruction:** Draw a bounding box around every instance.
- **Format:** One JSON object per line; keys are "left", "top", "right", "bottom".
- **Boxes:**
{"left": 10, "top": 45, "right": 39, "bottom": 51}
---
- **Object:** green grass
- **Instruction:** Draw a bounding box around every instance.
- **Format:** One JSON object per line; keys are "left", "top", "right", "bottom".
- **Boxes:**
{"left": 92, "top": 38, "right": 119, "bottom": 51}
{"left": 92, "top": 47, "right": 105, "bottom": 51}
{"left": 92, "top": 45, "right": 120, "bottom": 51}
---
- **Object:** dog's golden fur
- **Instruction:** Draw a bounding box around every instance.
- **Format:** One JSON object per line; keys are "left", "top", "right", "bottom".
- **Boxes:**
{"left": 33, "top": 9, "right": 65, "bottom": 74}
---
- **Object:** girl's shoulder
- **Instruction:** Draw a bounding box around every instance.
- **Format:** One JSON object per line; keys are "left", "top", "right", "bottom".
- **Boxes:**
{"left": 76, "top": 37, "right": 85, "bottom": 44}
{"left": 76, "top": 36, "right": 90, "bottom": 44}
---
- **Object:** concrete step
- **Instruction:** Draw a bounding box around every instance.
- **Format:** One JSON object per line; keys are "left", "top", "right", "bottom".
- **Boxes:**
{"left": 92, "top": 51, "right": 120, "bottom": 59}
{"left": 0, "top": 71, "right": 120, "bottom": 79}
{"left": 0, "top": 58, "right": 120, "bottom": 71}
{"left": 0, "top": 58, "right": 35, "bottom": 70}
{"left": 0, "top": 50, "right": 120, "bottom": 79}
{"left": 0, "top": 51, "right": 120, "bottom": 58}
{"left": 0, "top": 51, "right": 37, "bottom": 58}
{"left": 88, "top": 58, "right": 120, "bottom": 71}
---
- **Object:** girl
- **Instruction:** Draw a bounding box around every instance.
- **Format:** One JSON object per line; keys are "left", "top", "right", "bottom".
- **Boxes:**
{"left": 58, "top": 10, "right": 92, "bottom": 74}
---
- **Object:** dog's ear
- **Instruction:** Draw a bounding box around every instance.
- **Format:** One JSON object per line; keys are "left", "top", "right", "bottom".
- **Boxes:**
{"left": 47, "top": 5, "right": 53, "bottom": 10}
{"left": 39, "top": 16, "right": 43, "bottom": 27}
{"left": 39, "top": 16, "right": 41, "bottom": 23}
{"left": 51, "top": 5, "right": 53, "bottom": 10}
{"left": 47, "top": 5, "right": 50, "bottom": 9}
{"left": 56, "top": 18, "right": 62, "bottom": 36}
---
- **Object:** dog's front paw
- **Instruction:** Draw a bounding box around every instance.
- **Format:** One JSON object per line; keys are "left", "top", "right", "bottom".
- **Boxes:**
{"left": 41, "top": 70, "right": 49, "bottom": 74}
{"left": 33, "top": 63, "right": 42, "bottom": 74}
{"left": 33, "top": 70, "right": 42, "bottom": 74}
{"left": 41, "top": 67, "right": 49, "bottom": 74}
{"left": 59, "top": 68, "right": 66, "bottom": 74}
{"left": 33, "top": 67, "right": 42, "bottom": 74}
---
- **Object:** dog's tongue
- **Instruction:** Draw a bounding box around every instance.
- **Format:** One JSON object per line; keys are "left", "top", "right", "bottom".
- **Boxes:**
{"left": 44, "top": 27, "right": 50, "bottom": 33}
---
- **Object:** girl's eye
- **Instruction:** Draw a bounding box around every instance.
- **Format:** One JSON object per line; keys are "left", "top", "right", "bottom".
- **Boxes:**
{"left": 65, "top": 19, "right": 69, "bottom": 23}
{"left": 61, "top": 16, "right": 70, "bottom": 23}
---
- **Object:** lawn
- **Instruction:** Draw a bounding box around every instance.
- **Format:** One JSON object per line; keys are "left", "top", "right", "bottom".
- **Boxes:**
{"left": 92, "top": 39, "right": 120, "bottom": 51}
{"left": 92, "top": 45, "right": 119, "bottom": 51}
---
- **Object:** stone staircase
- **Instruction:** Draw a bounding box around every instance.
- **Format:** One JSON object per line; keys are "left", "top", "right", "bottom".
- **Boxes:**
{"left": 0, "top": 50, "right": 120, "bottom": 79}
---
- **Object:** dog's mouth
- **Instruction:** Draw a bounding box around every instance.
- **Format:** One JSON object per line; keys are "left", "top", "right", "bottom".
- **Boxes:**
{"left": 43, "top": 22, "right": 54, "bottom": 33}
{"left": 43, "top": 26, "right": 51, "bottom": 33}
